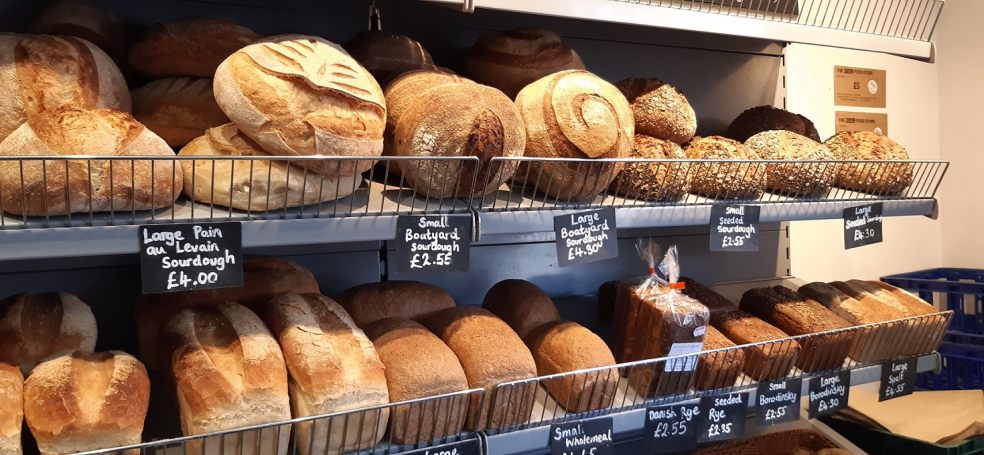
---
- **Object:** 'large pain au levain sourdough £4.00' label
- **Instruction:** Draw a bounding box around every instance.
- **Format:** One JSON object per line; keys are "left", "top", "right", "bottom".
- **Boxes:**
{"left": 139, "top": 222, "right": 243, "bottom": 294}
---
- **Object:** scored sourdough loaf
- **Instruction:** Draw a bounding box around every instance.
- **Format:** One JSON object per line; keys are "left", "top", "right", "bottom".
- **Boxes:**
{"left": 0, "top": 292, "right": 97, "bottom": 373}
{"left": 694, "top": 326, "right": 743, "bottom": 391}
{"left": 30, "top": 0, "right": 131, "bottom": 67}
{"left": 615, "top": 78, "right": 696, "bottom": 144}
{"left": 214, "top": 35, "right": 386, "bottom": 178}
{"left": 798, "top": 282, "right": 905, "bottom": 361}
{"left": 712, "top": 309, "right": 799, "bottom": 380}
{"left": 525, "top": 320, "right": 617, "bottom": 413}
{"left": 179, "top": 124, "right": 362, "bottom": 211}
{"left": 482, "top": 279, "right": 561, "bottom": 340}
{"left": 0, "top": 106, "right": 182, "bottom": 216}
{"left": 464, "top": 28, "right": 585, "bottom": 99}
{"left": 383, "top": 70, "right": 471, "bottom": 157}
{"left": 336, "top": 281, "right": 455, "bottom": 328}
{"left": 726, "top": 105, "right": 822, "bottom": 143}
{"left": 344, "top": 31, "right": 435, "bottom": 87}
{"left": 132, "top": 77, "right": 229, "bottom": 147}
{"left": 824, "top": 131, "right": 914, "bottom": 194}
{"left": 0, "top": 363, "right": 22, "bottom": 455}
{"left": 421, "top": 307, "right": 537, "bottom": 431}
{"left": 685, "top": 135, "right": 766, "bottom": 199}
{"left": 23, "top": 351, "right": 150, "bottom": 455}
{"left": 744, "top": 130, "right": 836, "bottom": 197}
{"left": 609, "top": 135, "right": 689, "bottom": 202}
{"left": 129, "top": 17, "right": 259, "bottom": 78}
{"left": 514, "top": 70, "right": 634, "bottom": 202}
{"left": 364, "top": 318, "right": 468, "bottom": 445}
{"left": 0, "top": 33, "right": 129, "bottom": 142}
{"left": 262, "top": 293, "right": 389, "bottom": 455}
{"left": 163, "top": 302, "right": 291, "bottom": 455}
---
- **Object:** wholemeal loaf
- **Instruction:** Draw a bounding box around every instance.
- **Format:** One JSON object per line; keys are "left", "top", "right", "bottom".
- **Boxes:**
{"left": 337, "top": 281, "right": 455, "bottom": 328}
{"left": 132, "top": 77, "right": 229, "bottom": 147}
{"left": 824, "top": 131, "right": 914, "bottom": 194}
{"left": 0, "top": 33, "right": 129, "bottom": 143}
{"left": 525, "top": 320, "right": 617, "bottom": 413}
{"left": 422, "top": 307, "right": 537, "bottom": 431}
{"left": 712, "top": 309, "right": 799, "bottom": 380}
{"left": 744, "top": 130, "right": 836, "bottom": 197}
{"left": 464, "top": 28, "right": 585, "bottom": 99}
{"left": 129, "top": 17, "right": 259, "bottom": 78}
{"left": 514, "top": 70, "right": 633, "bottom": 202}
{"left": 798, "top": 282, "right": 905, "bottom": 361}
{"left": 179, "top": 124, "right": 362, "bottom": 211}
{"left": 163, "top": 302, "right": 291, "bottom": 455}
{"left": 615, "top": 78, "right": 696, "bottom": 144}
{"left": 262, "top": 293, "right": 388, "bottom": 455}
{"left": 30, "top": 0, "right": 130, "bottom": 67}
{"left": 694, "top": 326, "right": 743, "bottom": 391}
{"left": 482, "top": 279, "right": 561, "bottom": 340}
{"left": 214, "top": 35, "right": 386, "bottom": 177}
{"left": 0, "top": 292, "right": 97, "bottom": 373}
{"left": 24, "top": 351, "right": 150, "bottom": 455}
{"left": 0, "top": 363, "right": 22, "bottom": 455}
{"left": 364, "top": 318, "right": 468, "bottom": 445}
{"left": 610, "top": 135, "right": 689, "bottom": 201}
{"left": 0, "top": 106, "right": 182, "bottom": 216}
{"left": 727, "top": 105, "right": 821, "bottom": 143}
{"left": 685, "top": 135, "right": 766, "bottom": 199}
{"left": 679, "top": 277, "right": 738, "bottom": 319}
{"left": 344, "top": 31, "right": 435, "bottom": 87}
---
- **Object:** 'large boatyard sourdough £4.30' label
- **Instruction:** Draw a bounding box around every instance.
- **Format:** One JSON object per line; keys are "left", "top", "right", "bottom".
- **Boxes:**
{"left": 554, "top": 207, "right": 619, "bottom": 267}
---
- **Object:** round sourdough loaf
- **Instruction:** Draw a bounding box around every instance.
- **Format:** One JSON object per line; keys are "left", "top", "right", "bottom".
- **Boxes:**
{"left": 685, "top": 135, "right": 766, "bottom": 199}
{"left": 727, "top": 105, "right": 821, "bottom": 142}
{"left": 214, "top": 35, "right": 387, "bottom": 178}
{"left": 514, "top": 70, "right": 633, "bottom": 202}
{"left": 384, "top": 69, "right": 472, "bottom": 157}
{"left": 129, "top": 17, "right": 259, "bottom": 78}
{"left": 745, "top": 130, "right": 835, "bottom": 197}
{"left": 824, "top": 130, "right": 914, "bottom": 194}
{"left": 0, "top": 292, "right": 97, "bottom": 373}
{"left": 23, "top": 351, "right": 150, "bottom": 455}
{"left": 0, "top": 363, "right": 23, "bottom": 455}
{"left": 615, "top": 78, "right": 696, "bottom": 144}
{"left": 0, "top": 107, "right": 182, "bottom": 216}
{"left": 30, "top": 0, "right": 130, "bottom": 67}
{"left": 0, "top": 34, "right": 129, "bottom": 142}
{"left": 465, "top": 28, "right": 585, "bottom": 99}
{"left": 179, "top": 124, "right": 361, "bottom": 211}
{"left": 132, "top": 77, "right": 229, "bottom": 147}
{"left": 345, "top": 31, "right": 435, "bottom": 87}
{"left": 610, "top": 135, "right": 689, "bottom": 201}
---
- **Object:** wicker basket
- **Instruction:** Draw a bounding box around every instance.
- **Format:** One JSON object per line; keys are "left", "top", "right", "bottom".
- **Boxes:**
{"left": 694, "top": 429, "right": 845, "bottom": 454}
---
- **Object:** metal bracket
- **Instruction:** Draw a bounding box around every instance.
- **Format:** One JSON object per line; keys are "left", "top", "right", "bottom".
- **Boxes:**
{"left": 462, "top": 0, "right": 475, "bottom": 13}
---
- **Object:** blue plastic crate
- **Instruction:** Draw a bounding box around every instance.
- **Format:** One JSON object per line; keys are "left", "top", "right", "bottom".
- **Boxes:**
{"left": 917, "top": 342, "right": 984, "bottom": 390}
{"left": 881, "top": 268, "right": 984, "bottom": 335}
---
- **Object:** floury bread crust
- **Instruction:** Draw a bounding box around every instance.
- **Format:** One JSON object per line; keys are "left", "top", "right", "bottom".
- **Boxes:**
{"left": 0, "top": 292, "right": 97, "bottom": 373}
{"left": 0, "top": 363, "right": 22, "bottom": 455}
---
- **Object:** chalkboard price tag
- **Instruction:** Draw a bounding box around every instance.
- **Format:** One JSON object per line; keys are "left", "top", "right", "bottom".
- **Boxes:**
{"left": 844, "top": 203, "right": 883, "bottom": 249}
{"left": 644, "top": 403, "right": 701, "bottom": 454}
{"left": 709, "top": 205, "right": 760, "bottom": 252}
{"left": 549, "top": 417, "right": 613, "bottom": 455}
{"left": 808, "top": 371, "right": 851, "bottom": 418}
{"left": 697, "top": 393, "right": 748, "bottom": 444}
{"left": 756, "top": 378, "right": 802, "bottom": 426}
{"left": 139, "top": 222, "right": 243, "bottom": 295}
{"left": 554, "top": 208, "right": 619, "bottom": 267}
{"left": 395, "top": 215, "right": 471, "bottom": 272}
{"left": 398, "top": 438, "right": 482, "bottom": 455}
{"left": 879, "top": 356, "right": 918, "bottom": 401}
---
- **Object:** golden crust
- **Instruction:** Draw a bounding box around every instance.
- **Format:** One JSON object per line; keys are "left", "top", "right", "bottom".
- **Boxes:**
{"left": 525, "top": 320, "right": 616, "bottom": 413}
{"left": 745, "top": 130, "right": 835, "bottom": 197}
{"left": 685, "top": 135, "right": 766, "bottom": 199}
{"left": 129, "top": 17, "right": 259, "bottom": 78}
{"left": 824, "top": 131, "right": 913, "bottom": 194}
{"left": 464, "top": 28, "right": 585, "bottom": 99}
{"left": 615, "top": 78, "right": 696, "bottom": 144}
{"left": 610, "top": 134, "right": 689, "bottom": 201}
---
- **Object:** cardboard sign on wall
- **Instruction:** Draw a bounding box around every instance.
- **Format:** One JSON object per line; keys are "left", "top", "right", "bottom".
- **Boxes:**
{"left": 835, "top": 111, "right": 889, "bottom": 135}
{"left": 834, "top": 66, "right": 887, "bottom": 108}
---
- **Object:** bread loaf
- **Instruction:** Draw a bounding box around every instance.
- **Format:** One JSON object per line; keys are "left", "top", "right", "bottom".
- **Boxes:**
{"left": 421, "top": 307, "right": 536, "bottom": 431}
{"left": 364, "top": 318, "right": 468, "bottom": 445}
{"left": 514, "top": 70, "right": 633, "bottom": 202}
{"left": 337, "top": 281, "right": 455, "bottom": 328}
{"left": 0, "top": 33, "right": 129, "bottom": 143}
{"left": 525, "top": 320, "right": 617, "bottom": 413}
{"left": 137, "top": 256, "right": 319, "bottom": 370}
{"left": 694, "top": 326, "right": 743, "bottom": 391}
{"left": 0, "top": 363, "right": 22, "bottom": 455}
{"left": 744, "top": 130, "right": 836, "bottom": 197}
{"left": 262, "top": 293, "right": 388, "bottom": 455}
{"left": 23, "top": 351, "right": 149, "bottom": 455}
{"left": 835, "top": 280, "right": 937, "bottom": 356}
{"left": 0, "top": 292, "right": 97, "bottom": 373}
{"left": 824, "top": 131, "right": 914, "bottom": 194}
{"left": 798, "top": 282, "right": 905, "bottom": 361}
{"left": 464, "top": 28, "right": 585, "bottom": 99}
{"left": 615, "top": 78, "right": 696, "bottom": 144}
{"left": 30, "top": 0, "right": 130, "bottom": 67}
{"left": 129, "top": 17, "right": 259, "bottom": 78}
{"left": 344, "top": 31, "right": 435, "bottom": 87}
{"left": 482, "top": 279, "right": 561, "bottom": 340}
{"left": 712, "top": 309, "right": 799, "bottom": 380}
{"left": 0, "top": 106, "right": 182, "bottom": 216}
{"left": 679, "top": 277, "right": 738, "bottom": 318}
{"left": 685, "top": 135, "right": 766, "bottom": 199}
{"left": 866, "top": 281, "right": 936, "bottom": 315}
{"left": 163, "top": 302, "right": 291, "bottom": 455}
{"left": 610, "top": 135, "right": 689, "bottom": 201}
{"left": 726, "top": 105, "right": 821, "bottom": 143}
{"left": 214, "top": 35, "right": 386, "bottom": 178}
{"left": 132, "top": 77, "right": 229, "bottom": 147}
{"left": 179, "top": 124, "right": 362, "bottom": 211}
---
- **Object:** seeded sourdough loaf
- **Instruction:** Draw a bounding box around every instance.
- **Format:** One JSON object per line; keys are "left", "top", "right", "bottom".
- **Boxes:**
{"left": 685, "top": 135, "right": 766, "bottom": 199}
{"left": 609, "top": 135, "right": 689, "bottom": 202}
{"left": 615, "top": 78, "right": 697, "bottom": 144}
{"left": 744, "top": 130, "right": 836, "bottom": 197}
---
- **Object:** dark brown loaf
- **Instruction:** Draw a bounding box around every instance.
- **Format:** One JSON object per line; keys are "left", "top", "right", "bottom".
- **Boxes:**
{"left": 464, "top": 28, "right": 585, "bottom": 99}
{"left": 345, "top": 31, "right": 435, "bottom": 87}
{"left": 0, "top": 363, "right": 22, "bottom": 455}
{"left": 364, "top": 318, "right": 468, "bottom": 445}
{"left": 129, "top": 17, "right": 259, "bottom": 78}
{"left": 712, "top": 309, "right": 799, "bottom": 380}
{"left": 694, "top": 326, "right": 743, "bottom": 391}
{"left": 680, "top": 277, "right": 738, "bottom": 318}
{"left": 726, "top": 105, "right": 821, "bottom": 142}
{"left": 482, "top": 279, "right": 561, "bottom": 339}
{"left": 609, "top": 135, "right": 689, "bottom": 201}
{"left": 337, "top": 281, "right": 455, "bottom": 328}
{"left": 824, "top": 131, "right": 914, "bottom": 194}
{"left": 525, "top": 320, "right": 617, "bottom": 413}
{"left": 30, "top": 0, "right": 130, "bottom": 67}
{"left": 685, "top": 135, "right": 766, "bottom": 199}
{"left": 132, "top": 77, "right": 229, "bottom": 147}
{"left": 798, "top": 282, "right": 905, "bottom": 361}
{"left": 615, "top": 78, "right": 696, "bottom": 144}
{"left": 744, "top": 130, "right": 836, "bottom": 197}
{"left": 0, "top": 292, "right": 97, "bottom": 373}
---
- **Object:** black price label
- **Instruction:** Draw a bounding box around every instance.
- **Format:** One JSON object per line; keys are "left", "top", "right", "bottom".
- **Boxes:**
{"left": 808, "top": 371, "right": 851, "bottom": 418}
{"left": 879, "top": 356, "right": 918, "bottom": 401}
{"left": 709, "top": 205, "right": 760, "bottom": 252}
{"left": 395, "top": 215, "right": 471, "bottom": 272}
{"left": 844, "top": 203, "right": 883, "bottom": 249}
{"left": 398, "top": 438, "right": 481, "bottom": 455}
{"left": 549, "top": 417, "right": 613, "bottom": 455}
{"left": 645, "top": 403, "right": 700, "bottom": 454}
{"left": 139, "top": 222, "right": 243, "bottom": 295}
{"left": 697, "top": 393, "right": 748, "bottom": 444}
{"left": 756, "top": 378, "right": 802, "bottom": 426}
{"left": 554, "top": 208, "right": 619, "bottom": 267}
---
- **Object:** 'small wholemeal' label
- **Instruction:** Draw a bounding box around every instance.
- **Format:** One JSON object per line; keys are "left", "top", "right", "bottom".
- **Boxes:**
{"left": 554, "top": 208, "right": 619, "bottom": 267}
{"left": 834, "top": 66, "right": 887, "bottom": 108}
{"left": 709, "top": 204, "right": 760, "bottom": 252}
{"left": 395, "top": 215, "right": 471, "bottom": 272}
{"left": 550, "top": 417, "right": 613, "bottom": 455}
{"left": 139, "top": 222, "right": 243, "bottom": 294}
